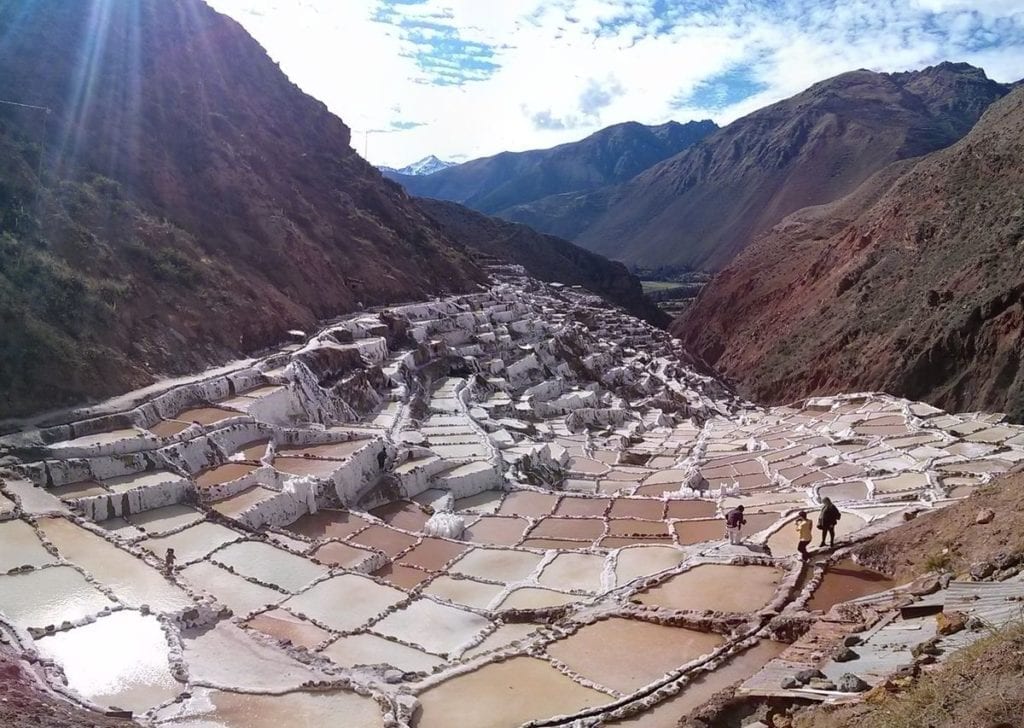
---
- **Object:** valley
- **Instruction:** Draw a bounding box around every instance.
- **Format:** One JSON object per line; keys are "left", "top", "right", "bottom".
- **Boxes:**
{"left": 1, "top": 1, "right": 1023, "bottom": 727}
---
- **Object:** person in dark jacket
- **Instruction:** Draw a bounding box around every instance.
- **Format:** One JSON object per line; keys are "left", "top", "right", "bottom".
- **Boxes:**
{"left": 725, "top": 505, "right": 746, "bottom": 545}
{"left": 818, "top": 497, "right": 841, "bottom": 548}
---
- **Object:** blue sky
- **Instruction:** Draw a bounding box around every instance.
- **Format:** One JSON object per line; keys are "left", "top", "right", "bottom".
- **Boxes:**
{"left": 208, "top": 0, "right": 1024, "bottom": 167}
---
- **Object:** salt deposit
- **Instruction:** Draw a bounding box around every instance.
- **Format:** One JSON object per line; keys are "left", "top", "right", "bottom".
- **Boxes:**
{"left": 4, "top": 267, "right": 1024, "bottom": 725}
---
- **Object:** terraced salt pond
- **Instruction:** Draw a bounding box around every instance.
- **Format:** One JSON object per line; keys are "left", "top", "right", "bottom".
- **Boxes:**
{"left": 3, "top": 273, "right": 1023, "bottom": 725}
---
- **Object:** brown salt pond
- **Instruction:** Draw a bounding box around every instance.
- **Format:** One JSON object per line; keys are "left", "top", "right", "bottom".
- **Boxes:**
{"left": 243, "top": 608, "right": 331, "bottom": 649}
{"left": 49, "top": 480, "right": 109, "bottom": 500}
{"left": 414, "top": 656, "right": 611, "bottom": 728}
{"left": 528, "top": 517, "right": 605, "bottom": 541}
{"left": 608, "top": 498, "right": 665, "bottom": 520}
{"left": 601, "top": 535, "right": 673, "bottom": 548}
{"left": 554, "top": 497, "right": 611, "bottom": 517}
{"left": 396, "top": 538, "right": 468, "bottom": 571}
{"left": 286, "top": 509, "right": 372, "bottom": 540}
{"left": 210, "top": 486, "right": 277, "bottom": 518}
{"left": 521, "top": 537, "right": 594, "bottom": 550}
{"left": 310, "top": 541, "right": 373, "bottom": 568}
{"left": 272, "top": 457, "right": 343, "bottom": 478}
{"left": 673, "top": 512, "right": 779, "bottom": 545}
{"left": 806, "top": 559, "right": 896, "bottom": 612}
{"left": 278, "top": 439, "right": 367, "bottom": 459}
{"left": 371, "top": 500, "right": 431, "bottom": 531}
{"left": 174, "top": 688, "right": 385, "bottom": 727}
{"left": 665, "top": 499, "right": 718, "bottom": 520}
{"left": 463, "top": 516, "right": 529, "bottom": 546}
{"left": 547, "top": 618, "right": 725, "bottom": 693}
{"left": 234, "top": 439, "right": 270, "bottom": 461}
{"left": 496, "top": 490, "right": 558, "bottom": 518}
{"left": 607, "top": 519, "right": 670, "bottom": 538}
{"left": 348, "top": 524, "right": 419, "bottom": 556}
{"left": 635, "top": 564, "right": 783, "bottom": 613}
{"left": 373, "top": 563, "right": 433, "bottom": 590}
{"left": 195, "top": 463, "right": 258, "bottom": 489}
{"left": 606, "top": 640, "right": 787, "bottom": 726}
{"left": 176, "top": 406, "right": 238, "bottom": 424}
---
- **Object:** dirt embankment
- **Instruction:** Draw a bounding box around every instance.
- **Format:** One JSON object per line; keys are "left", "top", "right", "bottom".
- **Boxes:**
{"left": 853, "top": 473, "right": 1024, "bottom": 582}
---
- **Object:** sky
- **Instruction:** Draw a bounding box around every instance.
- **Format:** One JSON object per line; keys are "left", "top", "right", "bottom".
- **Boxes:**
{"left": 206, "top": 0, "right": 1024, "bottom": 168}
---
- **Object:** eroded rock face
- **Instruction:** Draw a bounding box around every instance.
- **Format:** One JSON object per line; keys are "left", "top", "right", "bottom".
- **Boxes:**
{"left": 677, "top": 86, "right": 1024, "bottom": 419}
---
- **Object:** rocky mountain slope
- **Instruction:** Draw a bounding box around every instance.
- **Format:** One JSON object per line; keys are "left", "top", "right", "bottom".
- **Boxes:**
{"left": 383, "top": 120, "right": 717, "bottom": 218}
{"left": 0, "top": 0, "right": 490, "bottom": 418}
{"left": 676, "top": 85, "right": 1024, "bottom": 419}
{"left": 573, "top": 63, "right": 1011, "bottom": 273}
{"left": 415, "top": 198, "right": 668, "bottom": 327}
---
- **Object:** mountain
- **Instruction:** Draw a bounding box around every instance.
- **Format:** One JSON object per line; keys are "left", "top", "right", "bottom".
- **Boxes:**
{"left": 414, "top": 198, "right": 668, "bottom": 327}
{"left": 382, "top": 120, "right": 718, "bottom": 217}
{"left": 0, "top": 0, "right": 484, "bottom": 418}
{"left": 675, "top": 85, "right": 1024, "bottom": 419}
{"left": 572, "top": 63, "right": 1012, "bottom": 273}
{"left": 380, "top": 154, "right": 455, "bottom": 177}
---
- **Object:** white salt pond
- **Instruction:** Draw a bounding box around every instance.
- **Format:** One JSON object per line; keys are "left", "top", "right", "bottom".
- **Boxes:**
{"left": 38, "top": 517, "right": 194, "bottom": 613}
{"left": 0, "top": 566, "right": 113, "bottom": 628}
{"left": 35, "top": 610, "right": 180, "bottom": 712}
{"left": 6, "top": 276, "right": 1024, "bottom": 727}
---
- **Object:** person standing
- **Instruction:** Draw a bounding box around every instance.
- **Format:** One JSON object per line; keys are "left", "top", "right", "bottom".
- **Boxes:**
{"left": 818, "top": 497, "right": 841, "bottom": 548}
{"left": 725, "top": 505, "right": 746, "bottom": 545}
{"left": 795, "top": 511, "right": 813, "bottom": 561}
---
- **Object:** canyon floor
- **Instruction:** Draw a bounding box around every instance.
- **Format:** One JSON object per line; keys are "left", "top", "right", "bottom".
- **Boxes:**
{"left": 2, "top": 266, "right": 1023, "bottom": 728}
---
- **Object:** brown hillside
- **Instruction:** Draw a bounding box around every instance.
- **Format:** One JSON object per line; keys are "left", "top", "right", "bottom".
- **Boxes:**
{"left": 414, "top": 198, "right": 668, "bottom": 327}
{"left": 0, "top": 0, "right": 483, "bottom": 418}
{"left": 575, "top": 63, "right": 1010, "bottom": 273}
{"left": 677, "top": 86, "right": 1024, "bottom": 419}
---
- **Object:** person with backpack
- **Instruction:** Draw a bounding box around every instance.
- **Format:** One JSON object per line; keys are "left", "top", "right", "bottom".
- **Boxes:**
{"left": 725, "top": 505, "right": 746, "bottom": 545}
{"left": 818, "top": 497, "right": 841, "bottom": 548}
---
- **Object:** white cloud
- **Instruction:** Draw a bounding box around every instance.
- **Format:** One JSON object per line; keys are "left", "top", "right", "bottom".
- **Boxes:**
{"left": 207, "top": 0, "right": 1024, "bottom": 167}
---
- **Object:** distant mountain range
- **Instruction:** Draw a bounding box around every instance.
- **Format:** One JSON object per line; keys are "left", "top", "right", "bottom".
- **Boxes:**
{"left": 677, "top": 84, "right": 1024, "bottom": 418}
{"left": 381, "top": 120, "right": 718, "bottom": 220}
{"left": 383, "top": 64, "right": 1011, "bottom": 277}
{"left": 571, "top": 62, "right": 1013, "bottom": 273}
{"left": 379, "top": 154, "right": 455, "bottom": 177}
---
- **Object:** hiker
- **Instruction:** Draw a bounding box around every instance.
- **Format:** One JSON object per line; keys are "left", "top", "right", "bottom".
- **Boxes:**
{"left": 164, "top": 547, "right": 176, "bottom": 574}
{"left": 818, "top": 497, "right": 842, "bottom": 548}
{"left": 795, "top": 511, "right": 813, "bottom": 561}
{"left": 376, "top": 446, "right": 387, "bottom": 471}
{"left": 725, "top": 505, "right": 746, "bottom": 545}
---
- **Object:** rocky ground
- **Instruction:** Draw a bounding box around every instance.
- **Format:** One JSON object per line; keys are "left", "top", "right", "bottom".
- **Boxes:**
{"left": 790, "top": 621, "right": 1024, "bottom": 728}
{"left": 854, "top": 472, "right": 1024, "bottom": 582}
